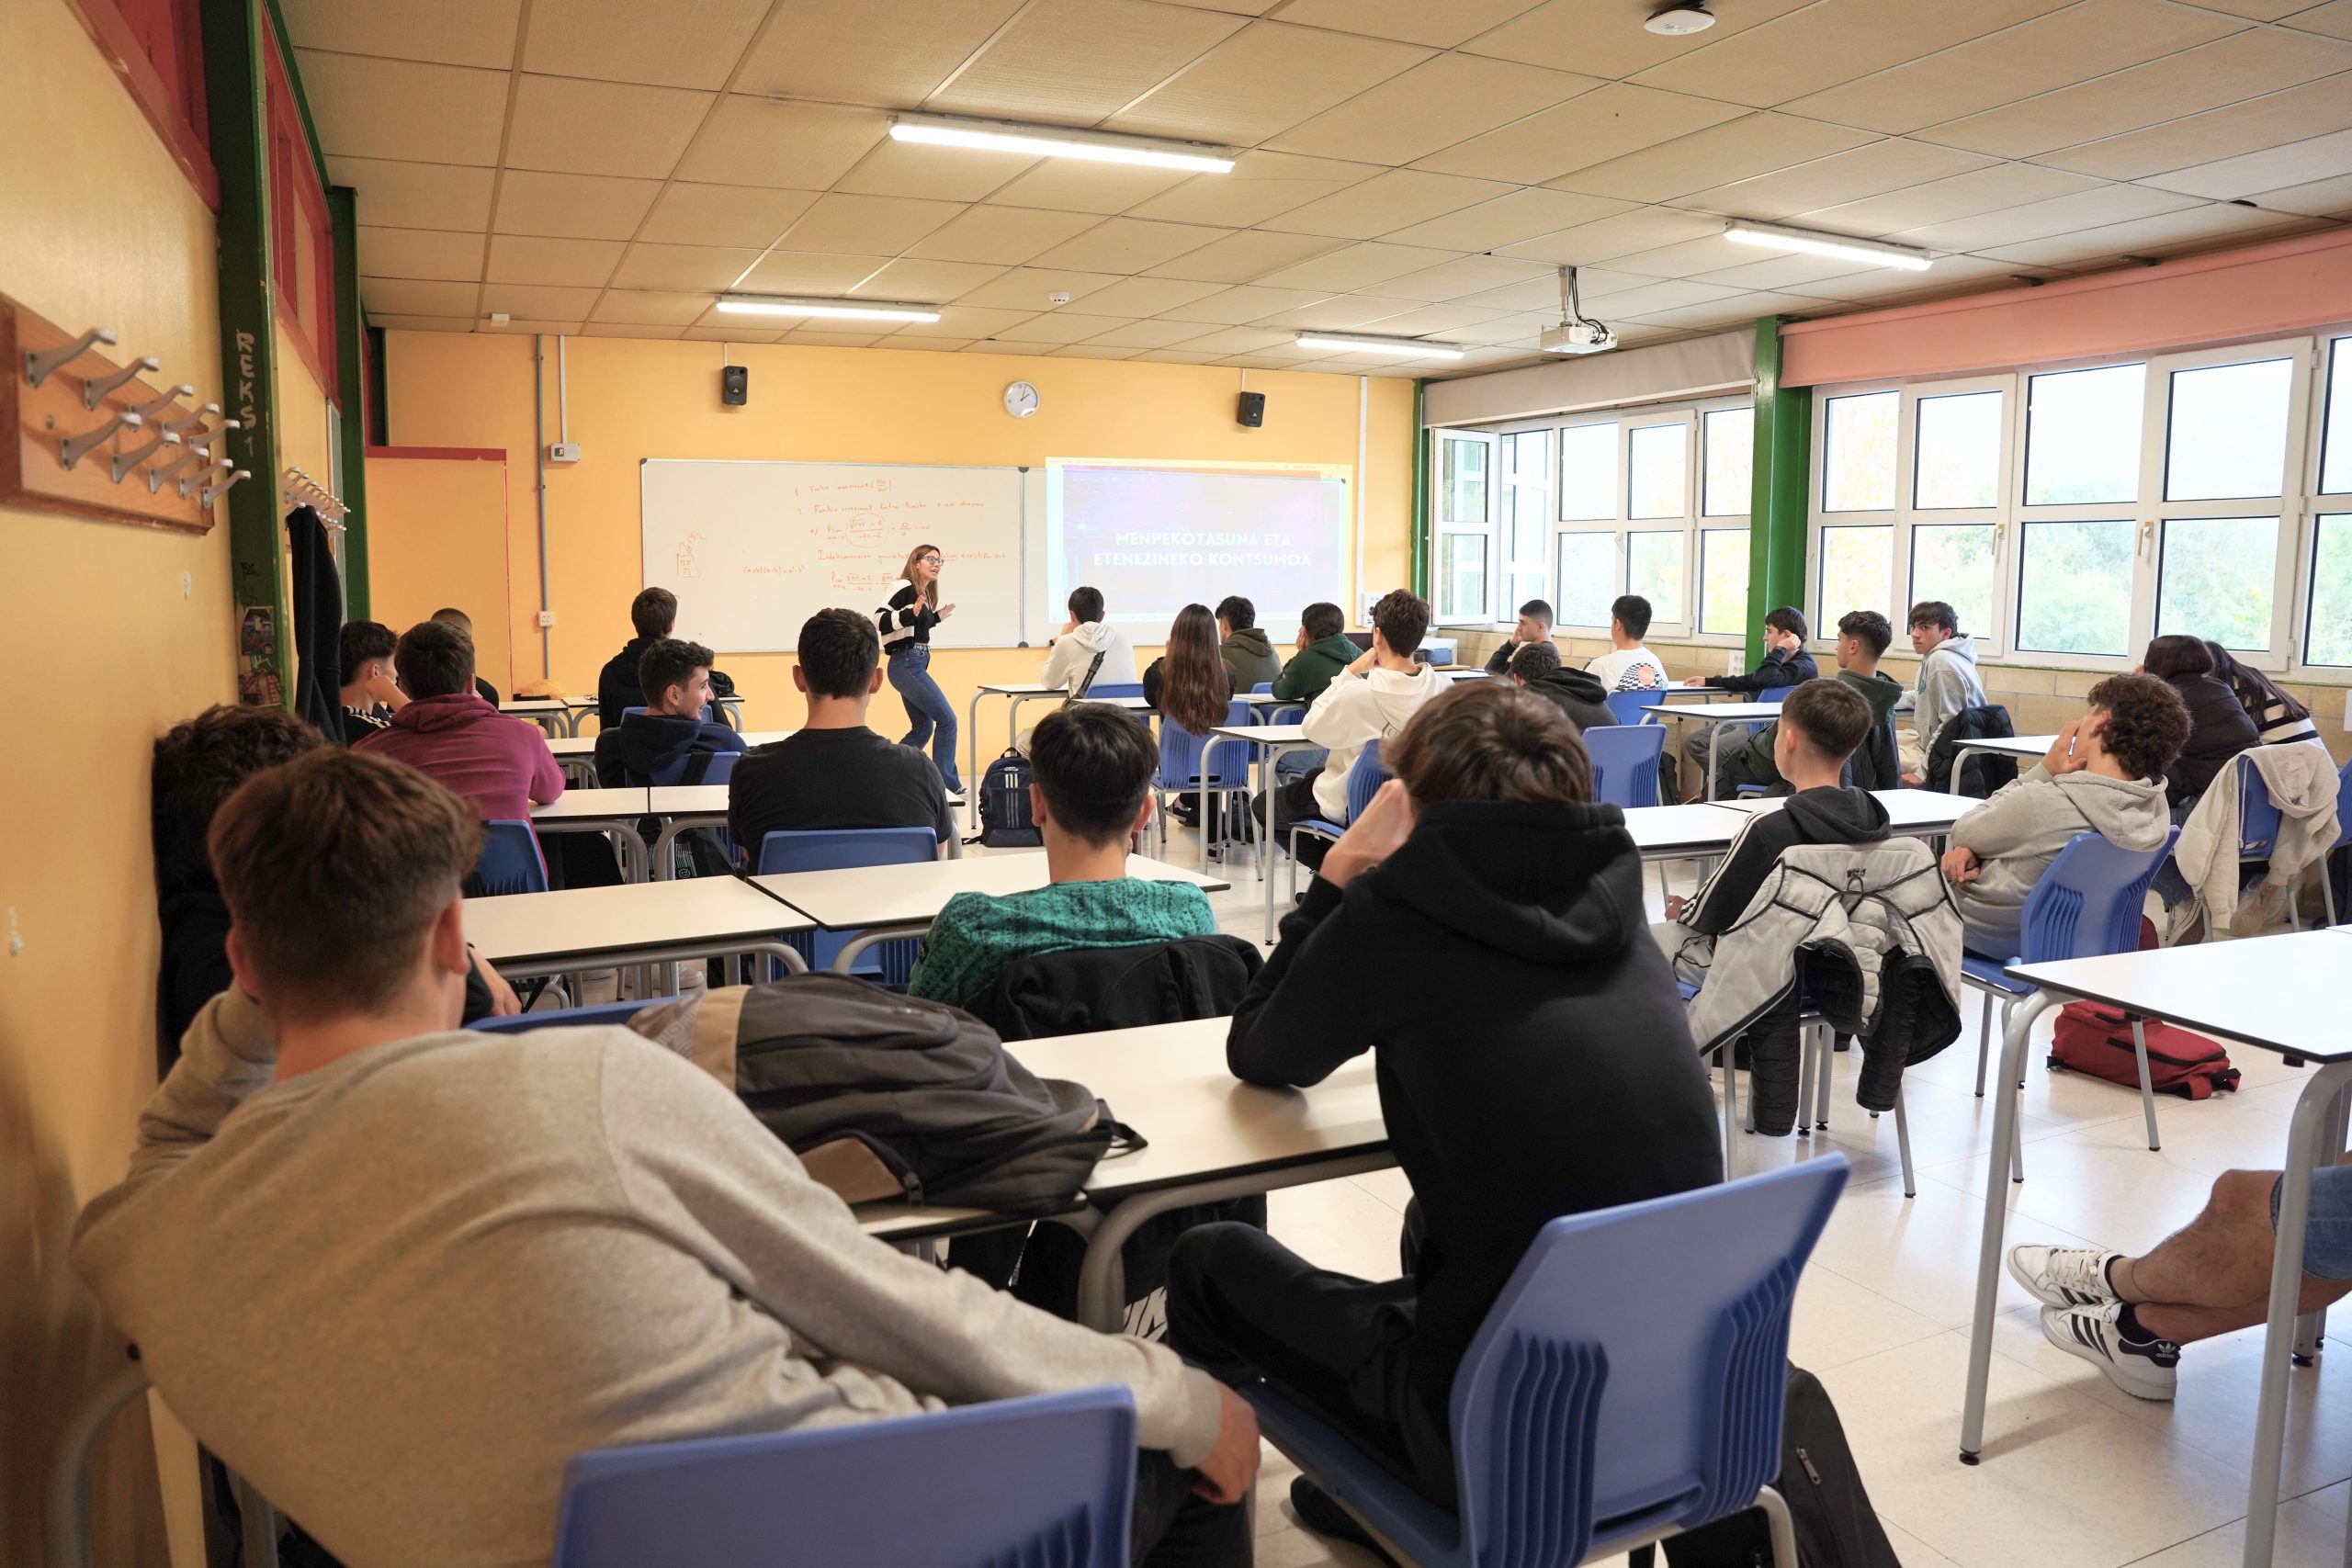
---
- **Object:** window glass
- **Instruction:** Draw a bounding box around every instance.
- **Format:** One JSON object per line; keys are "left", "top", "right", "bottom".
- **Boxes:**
{"left": 1817, "top": 524, "right": 1892, "bottom": 627}
{"left": 1822, "top": 391, "right": 1897, "bottom": 513}
{"left": 2157, "top": 515, "right": 2278, "bottom": 651}
{"left": 1438, "top": 533, "right": 1487, "bottom": 622}
{"left": 1909, "top": 525, "right": 1997, "bottom": 645}
{"left": 2015, "top": 520, "right": 2134, "bottom": 656}
{"left": 1558, "top": 423, "right": 1616, "bottom": 521}
{"left": 2165, "top": 357, "right": 2294, "bottom": 502}
{"left": 1700, "top": 528, "right": 1751, "bottom": 637}
{"left": 2305, "top": 513, "right": 2352, "bottom": 666}
{"left": 2024, "top": 364, "right": 2144, "bottom": 505}
{"left": 1914, "top": 390, "right": 2002, "bottom": 509}
{"left": 1628, "top": 423, "right": 1688, "bottom": 520}
{"left": 1702, "top": 407, "right": 1753, "bottom": 516}
{"left": 1556, "top": 534, "right": 1615, "bottom": 626}
{"left": 1626, "top": 531, "right": 1686, "bottom": 623}
{"left": 1439, "top": 434, "right": 1487, "bottom": 524}
{"left": 2321, "top": 337, "right": 2351, "bottom": 495}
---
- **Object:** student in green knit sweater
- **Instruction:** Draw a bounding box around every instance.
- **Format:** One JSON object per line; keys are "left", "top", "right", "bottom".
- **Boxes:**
{"left": 909, "top": 702, "right": 1216, "bottom": 1007}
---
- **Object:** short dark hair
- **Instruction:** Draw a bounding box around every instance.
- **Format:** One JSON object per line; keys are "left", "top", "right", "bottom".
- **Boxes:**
{"left": 1765, "top": 605, "right": 1808, "bottom": 641}
{"left": 1611, "top": 594, "right": 1653, "bottom": 640}
{"left": 638, "top": 637, "right": 715, "bottom": 709}
{"left": 209, "top": 750, "right": 481, "bottom": 1022}
{"left": 1300, "top": 602, "right": 1344, "bottom": 640}
{"left": 1371, "top": 588, "right": 1430, "bottom": 656}
{"left": 631, "top": 587, "right": 678, "bottom": 640}
{"left": 2088, "top": 673, "right": 2192, "bottom": 782}
{"left": 1907, "top": 601, "right": 1958, "bottom": 636}
{"left": 1518, "top": 599, "right": 1554, "bottom": 625}
{"left": 153, "top": 704, "right": 327, "bottom": 886}
{"left": 1837, "top": 609, "right": 1893, "bottom": 660}
{"left": 797, "top": 609, "right": 879, "bottom": 699}
{"left": 1389, "top": 682, "right": 1591, "bottom": 807}
{"left": 1215, "top": 595, "right": 1255, "bottom": 631}
{"left": 2141, "top": 634, "right": 2212, "bottom": 681}
{"left": 1027, "top": 703, "right": 1158, "bottom": 849}
{"left": 1510, "top": 640, "right": 1561, "bottom": 682}
{"left": 338, "top": 620, "right": 396, "bottom": 685}
{"left": 1779, "top": 678, "right": 1871, "bottom": 762}
{"left": 431, "top": 606, "right": 472, "bottom": 630}
{"left": 396, "top": 619, "right": 476, "bottom": 699}
{"left": 1069, "top": 586, "right": 1105, "bottom": 624}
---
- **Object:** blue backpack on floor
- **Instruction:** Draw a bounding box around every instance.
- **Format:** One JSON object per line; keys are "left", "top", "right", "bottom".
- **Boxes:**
{"left": 979, "top": 749, "right": 1042, "bottom": 848}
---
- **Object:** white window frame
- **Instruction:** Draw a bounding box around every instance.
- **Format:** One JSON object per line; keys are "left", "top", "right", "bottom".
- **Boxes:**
{"left": 2293, "top": 333, "right": 2352, "bottom": 670}
{"left": 1495, "top": 427, "right": 1552, "bottom": 625}
{"left": 1430, "top": 427, "right": 1497, "bottom": 625}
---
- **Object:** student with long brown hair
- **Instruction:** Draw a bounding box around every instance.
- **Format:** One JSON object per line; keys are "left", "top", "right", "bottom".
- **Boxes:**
{"left": 876, "top": 542, "right": 961, "bottom": 792}
{"left": 1143, "top": 603, "right": 1239, "bottom": 736}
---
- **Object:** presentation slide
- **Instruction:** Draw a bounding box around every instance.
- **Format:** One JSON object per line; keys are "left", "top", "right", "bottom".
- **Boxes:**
{"left": 1044, "top": 459, "right": 1348, "bottom": 640}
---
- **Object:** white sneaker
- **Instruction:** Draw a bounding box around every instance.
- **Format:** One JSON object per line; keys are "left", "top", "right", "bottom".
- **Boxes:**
{"left": 2007, "top": 1244, "right": 2121, "bottom": 1308}
{"left": 2039, "top": 1301, "right": 2178, "bottom": 1400}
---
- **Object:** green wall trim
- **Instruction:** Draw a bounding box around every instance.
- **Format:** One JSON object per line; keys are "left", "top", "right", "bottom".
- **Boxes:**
{"left": 329, "top": 185, "right": 370, "bottom": 618}
{"left": 1747, "top": 315, "right": 1812, "bottom": 668}
{"left": 1409, "top": 378, "right": 1429, "bottom": 603}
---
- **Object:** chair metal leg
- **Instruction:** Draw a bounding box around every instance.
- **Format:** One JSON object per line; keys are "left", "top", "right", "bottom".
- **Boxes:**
{"left": 2130, "top": 1016, "right": 2162, "bottom": 1151}
{"left": 1721, "top": 1047, "right": 1737, "bottom": 1176}
{"left": 2005, "top": 997, "right": 2021, "bottom": 1089}
{"left": 1974, "top": 988, "right": 1994, "bottom": 1097}
{"left": 1794, "top": 1026, "right": 1812, "bottom": 1140}
{"left": 1815, "top": 1032, "right": 1834, "bottom": 1132}
{"left": 1894, "top": 1085, "right": 1917, "bottom": 1198}
{"left": 1755, "top": 1484, "right": 1800, "bottom": 1568}
{"left": 2011, "top": 1089, "right": 2027, "bottom": 1184}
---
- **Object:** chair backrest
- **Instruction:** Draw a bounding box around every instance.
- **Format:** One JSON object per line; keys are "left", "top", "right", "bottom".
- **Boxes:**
{"left": 472, "top": 1001, "right": 649, "bottom": 1034}
{"left": 648, "top": 747, "right": 740, "bottom": 787}
{"left": 1447, "top": 1158, "right": 1849, "bottom": 1565}
{"left": 2338, "top": 756, "right": 2352, "bottom": 840}
{"left": 2017, "top": 828, "right": 2182, "bottom": 964}
{"left": 622, "top": 703, "right": 715, "bottom": 722}
{"left": 1087, "top": 682, "right": 1144, "bottom": 700}
{"left": 476, "top": 820, "right": 548, "bottom": 897}
{"left": 2234, "top": 751, "right": 2281, "bottom": 858}
{"left": 1250, "top": 681, "right": 1272, "bottom": 694}
{"left": 756, "top": 827, "right": 937, "bottom": 874}
{"left": 553, "top": 1387, "right": 1136, "bottom": 1568}
{"left": 1156, "top": 698, "right": 1252, "bottom": 790}
{"left": 1583, "top": 724, "right": 1668, "bottom": 808}
{"left": 1346, "top": 738, "right": 1391, "bottom": 818}
{"left": 1604, "top": 690, "right": 1657, "bottom": 727}
{"left": 1759, "top": 684, "right": 1793, "bottom": 704}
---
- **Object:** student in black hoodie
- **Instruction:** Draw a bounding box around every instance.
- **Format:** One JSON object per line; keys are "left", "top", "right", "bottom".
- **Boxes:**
{"left": 1507, "top": 637, "right": 1614, "bottom": 732}
{"left": 596, "top": 587, "right": 676, "bottom": 728}
{"left": 1165, "top": 682, "right": 1722, "bottom": 1536}
{"left": 594, "top": 637, "right": 745, "bottom": 788}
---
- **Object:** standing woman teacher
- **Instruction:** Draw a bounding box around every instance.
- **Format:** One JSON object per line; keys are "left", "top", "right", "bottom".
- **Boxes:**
{"left": 878, "top": 543, "right": 961, "bottom": 793}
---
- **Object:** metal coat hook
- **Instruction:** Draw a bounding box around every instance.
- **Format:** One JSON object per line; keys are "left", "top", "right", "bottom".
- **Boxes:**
{"left": 128, "top": 383, "right": 197, "bottom": 419}
{"left": 25, "top": 327, "right": 116, "bottom": 389}
{"left": 82, "top": 355, "right": 161, "bottom": 410}
{"left": 58, "top": 409, "right": 142, "bottom": 470}
{"left": 111, "top": 427, "right": 180, "bottom": 484}
{"left": 180, "top": 457, "right": 231, "bottom": 500}
{"left": 200, "top": 468, "right": 251, "bottom": 508}
{"left": 148, "top": 446, "right": 204, "bottom": 494}
{"left": 154, "top": 401, "right": 220, "bottom": 434}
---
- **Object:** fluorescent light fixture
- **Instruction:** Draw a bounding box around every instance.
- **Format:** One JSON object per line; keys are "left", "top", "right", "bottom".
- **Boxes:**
{"left": 1295, "top": 332, "right": 1465, "bottom": 362}
{"left": 715, "top": 294, "right": 941, "bottom": 323}
{"left": 1723, "top": 220, "right": 1933, "bottom": 272}
{"left": 890, "top": 112, "right": 1235, "bottom": 174}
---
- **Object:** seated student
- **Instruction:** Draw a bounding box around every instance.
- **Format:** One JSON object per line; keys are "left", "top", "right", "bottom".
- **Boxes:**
{"left": 1144, "top": 604, "right": 1244, "bottom": 829}
{"left": 1508, "top": 638, "right": 1612, "bottom": 733}
{"left": 2007, "top": 1154, "right": 2352, "bottom": 1402}
{"left": 1167, "top": 682, "right": 1721, "bottom": 1534}
{"left": 1214, "top": 595, "right": 1283, "bottom": 692}
{"left": 2142, "top": 635, "right": 2259, "bottom": 812}
{"left": 2207, "top": 640, "right": 2320, "bottom": 747}
{"left": 1686, "top": 609, "right": 1905, "bottom": 800}
{"left": 909, "top": 704, "right": 1216, "bottom": 1009}
{"left": 74, "top": 750, "right": 1258, "bottom": 1568}
{"left": 1681, "top": 605, "right": 1816, "bottom": 692}
{"left": 335, "top": 619, "right": 403, "bottom": 745}
{"left": 596, "top": 586, "right": 675, "bottom": 728}
{"left": 1939, "top": 674, "right": 2188, "bottom": 958}
{"left": 430, "top": 606, "right": 502, "bottom": 705}
{"left": 1261, "top": 589, "right": 1438, "bottom": 859}
{"left": 1040, "top": 585, "right": 1139, "bottom": 694}
{"left": 1896, "top": 601, "right": 1985, "bottom": 784}
{"left": 594, "top": 637, "right": 746, "bottom": 787}
{"left": 1585, "top": 593, "right": 1668, "bottom": 692}
{"left": 353, "top": 619, "right": 566, "bottom": 821}
{"left": 729, "top": 609, "right": 954, "bottom": 856}
{"left": 1269, "top": 601, "right": 1357, "bottom": 784}
{"left": 1483, "top": 598, "right": 1554, "bottom": 673}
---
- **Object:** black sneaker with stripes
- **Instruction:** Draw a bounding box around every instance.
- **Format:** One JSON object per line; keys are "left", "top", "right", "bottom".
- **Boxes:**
{"left": 2039, "top": 1301, "right": 2179, "bottom": 1400}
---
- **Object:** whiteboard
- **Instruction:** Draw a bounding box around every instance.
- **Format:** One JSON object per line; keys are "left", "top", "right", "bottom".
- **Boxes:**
{"left": 640, "top": 459, "right": 1026, "bottom": 652}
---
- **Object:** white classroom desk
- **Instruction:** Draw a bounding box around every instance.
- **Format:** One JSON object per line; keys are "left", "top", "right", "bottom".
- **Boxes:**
{"left": 529, "top": 787, "right": 653, "bottom": 882}
{"left": 502, "top": 696, "right": 588, "bottom": 738}
{"left": 1707, "top": 787, "right": 1976, "bottom": 840}
{"left": 1212, "top": 722, "right": 1316, "bottom": 942}
{"left": 1956, "top": 931, "right": 2352, "bottom": 1568}
{"left": 967, "top": 682, "right": 1059, "bottom": 787}
{"left": 461, "top": 876, "right": 813, "bottom": 987}
{"left": 643, "top": 783, "right": 967, "bottom": 874}
{"left": 548, "top": 728, "right": 793, "bottom": 759}
{"left": 1947, "top": 733, "right": 2056, "bottom": 788}
{"left": 1640, "top": 699, "right": 1787, "bottom": 789}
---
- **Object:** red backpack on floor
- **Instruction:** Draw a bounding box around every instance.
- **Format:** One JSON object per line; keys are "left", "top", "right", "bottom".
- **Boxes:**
{"left": 2050, "top": 1001, "right": 2240, "bottom": 1100}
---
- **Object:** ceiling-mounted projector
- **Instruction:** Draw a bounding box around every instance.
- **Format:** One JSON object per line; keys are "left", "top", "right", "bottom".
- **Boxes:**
{"left": 1538, "top": 266, "right": 1617, "bottom": 355}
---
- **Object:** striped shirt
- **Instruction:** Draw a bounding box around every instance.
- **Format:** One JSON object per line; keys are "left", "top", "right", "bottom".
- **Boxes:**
{"left": 877, "top": 579, "right": 938, "bottom": 649}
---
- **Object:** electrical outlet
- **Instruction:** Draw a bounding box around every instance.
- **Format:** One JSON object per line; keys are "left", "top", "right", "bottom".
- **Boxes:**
{"left": 537, "top": 610, "right": 557, "bottom": 629}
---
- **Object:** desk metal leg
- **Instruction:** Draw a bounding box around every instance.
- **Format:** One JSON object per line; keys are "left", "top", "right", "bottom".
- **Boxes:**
{"left": 1962, "top": 989, "right": 2059, "bottom": 1463}
{"left": 966, "top": 689, "right": 990, "bottom": 794}
{"left": 1261, "top": 740, "right": 1304, "bottom": 945}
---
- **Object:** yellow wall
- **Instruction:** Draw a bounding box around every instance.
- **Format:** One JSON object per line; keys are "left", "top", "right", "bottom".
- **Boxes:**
{"left": 367, "top": 449, "right": 514, "bottom": 671}
{"left": 379, "top": 333, "right": 1417, "bottom": 736}
{"left": 0, "top": 1, "right": 232, "bottom": 1563}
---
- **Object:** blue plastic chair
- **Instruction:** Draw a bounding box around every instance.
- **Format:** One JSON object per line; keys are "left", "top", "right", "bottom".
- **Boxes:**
{"left": 476, "top": 820, "right": 549, "bottom": 896}
{"left": 621, "top": 704, "right": 718, "bottom": 722}
{"left": 1087, "top": 682, "right": 1145, "bottom": 700}
{"left": 1246, "top": 1158, "right": 1849, "bottom": 1568}
{"left": 2227, "top": 752, "right": 2302, "bottom": 933}
{"left": 1603, "top": 690, "right": 1660, "bottom": 727}
{"left": 648, "top": 748, "right": 741, "bottom": 787}
{"left": 1249, "top": 680, "right": 1307, "bottom": 727}
{"left": 1584, "top": 725, "right": 1666, "bottom": 809}
{"left": 760, "top": 828, "right": 937, "bottom": 985}
{"left": 471, "top": 1001, "right": 650, "bottom": 1034}
{"left": 1154, "top": 698, "right": 1254, "bottom": 873}
{"left": 552, "top": 1387, "right": 1136, "bottom": 1568}
{"left": 1285, "top": 740, "right": 1391, "bottom": 898}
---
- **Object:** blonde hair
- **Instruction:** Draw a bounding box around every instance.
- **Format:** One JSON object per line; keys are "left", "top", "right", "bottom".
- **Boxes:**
{"left": 899, "top": 543, "right": 942, "bottom": 606}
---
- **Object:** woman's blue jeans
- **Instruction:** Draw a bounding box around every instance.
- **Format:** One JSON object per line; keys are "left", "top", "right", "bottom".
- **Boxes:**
{"left": 888, "top": 643, "right": 960, "bottom": 790}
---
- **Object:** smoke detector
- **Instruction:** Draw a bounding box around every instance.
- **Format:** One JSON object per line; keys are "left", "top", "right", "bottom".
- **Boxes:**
{"left": 1645, "top": 3, "right": 1716, "bottom": 35}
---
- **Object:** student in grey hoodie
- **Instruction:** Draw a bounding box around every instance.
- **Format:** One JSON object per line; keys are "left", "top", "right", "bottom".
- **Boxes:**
{"left": 1940, "top": 674, "right": 2191, "bottom": 957}
{"left": 1898, "top": 601, "right": 1987, "bottom": 783}
{"left": 1215, "top": 595, "right": 1284, "bottom": 692}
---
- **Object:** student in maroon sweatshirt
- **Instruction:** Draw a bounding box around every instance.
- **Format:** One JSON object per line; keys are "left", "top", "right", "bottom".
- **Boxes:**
{"left": 354, "top": 620, "right": 565, "bottom": 821}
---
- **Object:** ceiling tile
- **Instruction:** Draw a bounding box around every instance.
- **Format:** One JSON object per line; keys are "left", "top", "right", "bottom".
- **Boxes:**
{"left": 479, "top": 283, "right": 604, "bottom": 318}
{"left": 1797, "top": 254, "right": 2035, "bottom": 300}
{"left": 1127, "top": 349, "right": 1226, "bottom": 363}
{"left": 357, "top": 226, "right": 484, "bottom": 282}
{"left": 681, "top": 324, "right": 778, "bottom": 341}
{"left": 610, "top": 243, "right": 763, "bottom": 291}
{"left": 1317, "top": 302, "right": 1507, "bottom": 337}
{"left": 1600, "top": 234, "right": 1775, "bottom": 278}
{"left": 1026, "top": 218, "right": 1230, "bottom": 271}
{"left": 733, "top": 0, "right": 1025, "bottom": 106}
{"left": 1461, "top": 0, "right": 1816, "bottom": 82}
{"left": 1261, "top": 170, "right": 1517, "bottom": 240}
{"left": 1374, "top": 254, "right": 1555, "bottom": 301}
{"left": 888, "top": 306, "right": 1039, "bottom": 338}
{"left": 1547, "top": 112, "right": 1877, "bottom": 204}
{"left": 777, "top": 331, "right": 887, "bottom": 348}
{"left": 928, "top": 0, "right": 1248, "bottom": 123}
{"left": 292, "top": 51, "right": 509, "bottom": 165}
{"left": 2030, "top": 73, "right": 2352, "bottom": 179}
{"left": 1050, "top": 344, "right": 1142, "bottom": 359}
{"left": 734, "top": 252, "right": 896, "bottom": 294}
{"left": 954, "top": 266, "right": 1123, "bottom": 308}
{"left": 1629, "top": 0, "right": 2061, "bottom": 108}
{"left": 1143, "top": 229, "right": 1349, "bottom": 282}
{"left": 1453, "top": 267, "right": 1645, "bottom": 310}
{"left": 1574, "top": 277, "right": 1744, "bottom": 318}
{"left": 582, "top": 321, "right": 691, "bottom": 338}
{"left": 1895, "top": 183, "right": 2200, "bottom": 249}
{"left": 905, "top": 205, "right": 1104, "bottom": 265}
{"left": 1273, "top": 0, "right": 1543, "bottom": 47}
{"left": 2285, "top": 3, "right": 2352, "bottom": 39}
{"left": 503, "top": 75, "right": 713, "bottom": 179}
{"left": 1792, "top": 164, "right": 2103, "bottom": 235}
{"left": 984, "top": 161, "right": 1194, "bottom": 214}
{"left": 1414, "top": 84, "right": 1747, "bottom": 185}
{"left": 1106, "top": 22, "right": 1431, "bottom": 147}
{"left": 774, "top": 194, "right": 965, "bottom": 254}
{"left": 485, "top": 234, "right": 623, "bottom": 287}
{"left": 1123, "top": 152, "right": 1382, "bottom": 228}
{"left": 522, "top": 0, "right": 768, "bottom": 88}
{"left": 277, "top": 0, "right": 519, "bottom": 67}
{"left": 475, "top": 317, "right": 585, "bottom": 334}
{"left": 865, "top": 336, "right": 977, "bottom": 351}
{"left": 362, "top": 278, "right": 481, "bottom": 315}
{"left": 1971, "top": 201, "right": 2312, "bottom": 265}
{"left": 331, "top": 157, "right": 497, "bottom": 231}
{"left": 1690, "top": 253, "right": 1874, "bottom": 291}
{"left": 1043, "top": 276, "right": 1224, "bottom": 314}
{"left": 1155, "top": 285, "right": 1336, "bottom": 324}
{"left": 1681, "top": 139, "right": 1996, "bottom": 221}
{"left": 1917, "top": 30, "right": 2352, "bottom": 158}
{"left": 831, "top": 141, "right": 1039, "bottom": 202}
{"left": 1258, "top": 294, "right": 1429, "bottom": 331}
{"left": 989, "top": 313, "right": 1135, "bottom": 344}
{"left": 2247, "top": 170, "right": 2352, "bottom": 214}
{"left": 675, "top": 97, "right": 891, "bottom": 189}
{"left": 1251, "top": 242, "right": 1458, "bottom": 291}
{"left": 1496, "top": 206, "right": 1725, "bottom": 265}
{"left": 589, "top": 290, "right": 716, "bottom": 325}
{"left": 2139, "top": 126, "right": 2352, "bottom": 197}
{"left": 1378, "top": 187, "right": 1634, "bottom": 250}
{"left": 371, "top": 314, "right": 483, "bottom": 333}
{"left": 492, "top": 171, "right": 663, "bottom": 239}
{"left": 1447, "top": 310, "right": 1563, "bottom": 344}
{"left": 1084, "top": 318, "right": 1217, "bottom": 348}
{"left": 849, "top": 258, "right": 1012, "bottom": 302}
{"left": 1263, "top": 53, "right": 1598, "bottom": 166}
{"left": 1621, "top": 291, "right": 1836, "bottom": 329}
{"left": 639, "top": 185, "right": 819, "bottom": 249}
{"left": 1171, "top": 327, "right": 1291, "bottom": 355}
{"left": 1782, "top": 0, "right": 2245, "bottom": 135}
{"left": 2188, "top": 0, "right": 2321, "bottom": 15}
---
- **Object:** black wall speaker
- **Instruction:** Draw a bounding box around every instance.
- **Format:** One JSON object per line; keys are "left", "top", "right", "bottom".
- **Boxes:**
{"left": 1236, "top": 390, "right": 1265, "bottom": 427}
{"left": 720, "top": 365, "right": 749, "bottom": 406}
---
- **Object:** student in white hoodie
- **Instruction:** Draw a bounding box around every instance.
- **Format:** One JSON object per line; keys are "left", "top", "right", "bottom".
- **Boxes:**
{"left": 1260, "top": 589, "right": 1436, "bottom": 862}
{"left": 1040, "top": 585, "right": 1139, "bottom": 694}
